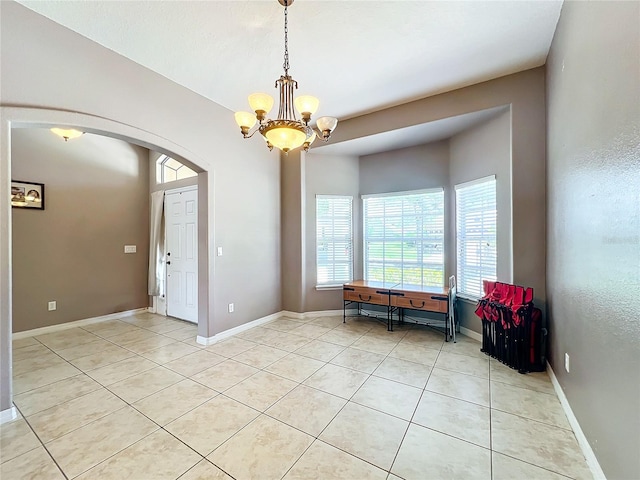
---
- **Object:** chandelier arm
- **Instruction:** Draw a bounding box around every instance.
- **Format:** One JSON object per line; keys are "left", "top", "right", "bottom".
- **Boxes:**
{"left": 242, "top": 126, "right": 264, "bottom": 140}
{"left": 310, "top": 126, "right": 332, "bottom": 141}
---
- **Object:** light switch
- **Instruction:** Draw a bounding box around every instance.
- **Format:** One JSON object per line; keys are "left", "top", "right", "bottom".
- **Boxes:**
{"left": 217, "top": 247, "right": 223, "bottom": 256}
{"left": 124, "top": 245, "right": 137, "bottom": 254}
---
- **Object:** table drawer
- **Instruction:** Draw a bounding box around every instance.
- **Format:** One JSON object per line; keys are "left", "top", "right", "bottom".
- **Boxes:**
{"left": 391, "top": 293, "right": 448, "bottom": 313}
{"left": 344, "top": 288, "right": 388, "bottom": 305}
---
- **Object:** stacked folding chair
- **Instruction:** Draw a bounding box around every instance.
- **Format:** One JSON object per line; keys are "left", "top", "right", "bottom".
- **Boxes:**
{"left": 475, "top": 280, "right": 545, "bottom": 373}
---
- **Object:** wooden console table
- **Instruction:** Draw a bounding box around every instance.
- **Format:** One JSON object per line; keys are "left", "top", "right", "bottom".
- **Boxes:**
{"left": 343, "top": 280, "right": 455, "bottom": 341}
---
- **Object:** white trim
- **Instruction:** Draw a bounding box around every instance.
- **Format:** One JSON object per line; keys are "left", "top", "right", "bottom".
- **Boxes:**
{"left": 457, "top": 293, "right": 481, "bottom": 303}
{"left": 361, "top": 187, "right": 443, "bottom": 200}
{"left": 195, "top": 308, "right": 359, "bottom": 345}
{"left": 315, "top": 285, "right": 343, "bottom": 291}
{"left": 195, "top": 336, "right": 216, "bottom": 346}
{"left": 12, "top": 308, "right": 148, "bottom": 339}
{"left": 281, "top": 309, "right": 357, "bottom": 320}
{"left": 547, "top": 362, "right": 607, "bottom": 480}
{"left": 0, "top": 406, "right": 18, "bottom": 424}
{"left": 454, "top": 174, "right": 496, "bottom": 190}
{"left": 459, "top": 326, "right": 482, "bottom": 342}
{"left": 196, "top": 311, "right": 283, "bottom": 346}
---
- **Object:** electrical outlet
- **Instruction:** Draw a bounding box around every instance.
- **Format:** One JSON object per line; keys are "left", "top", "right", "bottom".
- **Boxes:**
{"left": 228, "top": 303, "right": 234, "bottom": 313}
{"left": 48, "top": 301, "right": 57, "bottom": 311}
{"left": 565, "top": 353, "right": 570, "bottom": 373}
{"left": 124, "top": 245, "right": 137, "bottom": 254}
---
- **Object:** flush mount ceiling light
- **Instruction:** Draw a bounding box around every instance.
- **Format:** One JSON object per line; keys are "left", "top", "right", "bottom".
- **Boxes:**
{"left": 234, "top": 0, "right": 338, "bottom": 154}
{"left": 50, "top": 128, "right": 84, "bottom": 142}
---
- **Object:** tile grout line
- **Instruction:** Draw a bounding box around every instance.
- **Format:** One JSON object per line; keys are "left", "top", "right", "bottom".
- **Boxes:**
{"left": 488, "top": 359, "right": 582, "bottom": 479}
{"left": 274, "top": 316, "right": 393, "bottom": 477}
{"left": 315, "top": 317, "right": 436, "bottom": 476}
{"left": 387, "top": 344, "right": 443, "bottom": 477}
{"left": 36, "top": 319, "right": 491, "bottom": 479}
{"left": 489, "top": 352, "right": 494, "bottom": 480}
{"left": 176, "top": 458, "right": 238, "bottom": 480}
{"left": 11, "top": 312, "right": 502, "bottom": 479}
{"left": 202, "top": 315, "right": 416, "bottom": 477}
{"left": 12, "top": 403, "right": 70, "bottom": 480}
{"left": 52, "top": 384, "right": 201, "bottom": 479}
{"left": 14, "top": 315, "right": 249, "bottom": 478}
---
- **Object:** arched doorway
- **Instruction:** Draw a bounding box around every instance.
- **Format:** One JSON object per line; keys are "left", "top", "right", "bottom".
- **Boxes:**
{"left": 0, "top": 106, "right": 214, "bottom": 419}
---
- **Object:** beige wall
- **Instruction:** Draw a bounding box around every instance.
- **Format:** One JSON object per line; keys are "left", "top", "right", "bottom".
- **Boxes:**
{"left": 303, "top": 153, "right": 360, "bottom": 312}
{"left": 331, "top": 68, "right": 546, "bottom": 310}
{"left": 293, "top": 132, "right": 512, "bottom": 319}
{"left": 11, "top": 129, "right": 150, "bottom": 332}
{"left": 449, "top": 109, "right": 512, "bottom": 331}
{"left": 280, "top": 150, "right": 305, "bottom": 313}
{"left": 279, "top": 69, "right": 545, "bottom": 343}
{"left": 360, "top": 141, "right": 452, "bottom": 277}
{"left": 359, "top": 142, "right": 450, "bottom": 196}
{"left": 546, "top": 1, "right": 640, "bottom": 478}
{"left": 1, "top": 2, "right": 280, "bottom": 411}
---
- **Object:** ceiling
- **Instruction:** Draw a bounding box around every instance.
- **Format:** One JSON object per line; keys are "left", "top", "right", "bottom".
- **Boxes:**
{"left": 17, "top": 0, "right": 563, "bottom": 123}
{"left": 313, "top": 105, "right": 508, "bottom": 157}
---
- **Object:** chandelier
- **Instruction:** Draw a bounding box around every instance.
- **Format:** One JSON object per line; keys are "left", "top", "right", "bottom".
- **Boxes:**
{"left": 234, "top": 0, "right": 338, "bottom": 153}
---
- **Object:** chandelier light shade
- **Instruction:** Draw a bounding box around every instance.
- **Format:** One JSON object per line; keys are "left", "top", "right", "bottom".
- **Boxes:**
{"left": 234, "top": 0, "right": 338, "bottom": 153}
{"left": 316, "top": 117, "right": 339, "bottom": 137}
{"left": 50, "top": 128, "right": 84, "bottom": 142}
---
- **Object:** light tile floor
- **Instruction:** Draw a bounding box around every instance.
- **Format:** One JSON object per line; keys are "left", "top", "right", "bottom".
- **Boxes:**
{"left": 2, "top": 312, "right": 593, "bottom": 480}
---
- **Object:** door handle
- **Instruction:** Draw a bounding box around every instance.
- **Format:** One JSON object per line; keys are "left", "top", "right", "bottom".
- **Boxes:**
{"left": 166, "top": 261, "right": 171, "bottom": 265}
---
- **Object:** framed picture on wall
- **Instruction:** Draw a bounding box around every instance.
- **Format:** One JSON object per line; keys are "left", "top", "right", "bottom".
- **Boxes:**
{"left": 11, "top": 180, "right": 45, "bottom": 210}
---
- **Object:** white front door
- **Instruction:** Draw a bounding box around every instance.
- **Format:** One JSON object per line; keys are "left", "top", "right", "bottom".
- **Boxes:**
{"left": 165, "top": 187, "right": 198, "bottom": 324}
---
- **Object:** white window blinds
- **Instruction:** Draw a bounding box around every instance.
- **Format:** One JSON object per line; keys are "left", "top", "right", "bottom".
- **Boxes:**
{"left": 316, "top": 195, "right": 353, "bottom": 286}
{"left": 455, "top": 176, "right": 497, "bottom": 298}
{"left": 363, "top": 189, "right": 445, "bottom": 287}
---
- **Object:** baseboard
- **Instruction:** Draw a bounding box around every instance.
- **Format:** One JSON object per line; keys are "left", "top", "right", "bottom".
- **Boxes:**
{"left": 0, "top": 406, "right": 18, "bottom": 424}
{"left": 279, "top": 310, "right": 305, "bottom": 320}
{"left": 546, "top": 362, "right": 606, "bottom": 480}
{"left": 197, "top": 309, "right": 360, "bottom": 345}
{"left": 459, "top": 326, "right": 482, "bottom": 342}
{"left": 12, "top": 308, "right": 149, "bottom": 339}
{"left": 281, "top": 309, "right": 357, "bottom": 320}
{"left": 196, "top": 311, "right": 283, "bottom": 346}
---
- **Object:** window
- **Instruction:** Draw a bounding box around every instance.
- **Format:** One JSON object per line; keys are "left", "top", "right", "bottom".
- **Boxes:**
{"left": 156, "top": 154, "right": 197, "bottom": 184}
{"left": 363, "top": 189, "right": 444, "bottom": 287}
{"left": 316, "top": 195, "right": 353, "bottom": 287}
{"left": 455, "top": 176, "right": 497, "bottom": 298}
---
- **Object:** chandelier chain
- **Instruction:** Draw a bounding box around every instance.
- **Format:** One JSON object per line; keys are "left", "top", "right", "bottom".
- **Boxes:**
{"left": 283, "top": 0, "right": 289, "bottom": 74}
{"left": 234, "top": 0, "right": 337, "bottom": 153}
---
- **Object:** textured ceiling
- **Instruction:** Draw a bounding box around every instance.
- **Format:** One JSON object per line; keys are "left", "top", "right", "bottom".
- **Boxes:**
{"left": 17, "top": 0, "right": 563, "bottom": 122}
